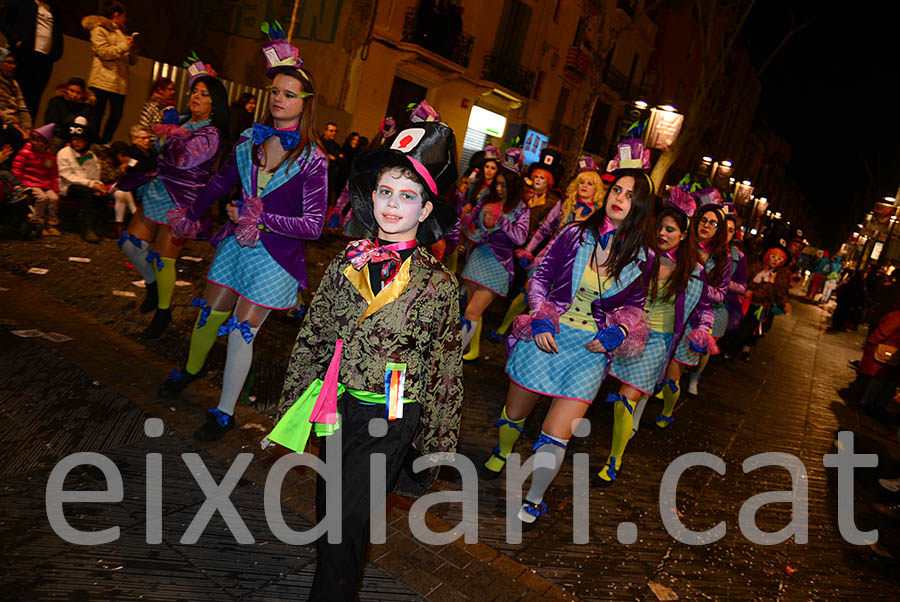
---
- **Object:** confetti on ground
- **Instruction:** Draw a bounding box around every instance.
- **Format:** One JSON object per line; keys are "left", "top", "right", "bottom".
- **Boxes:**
{"left": 41, "top": 332, "right": 72, "bottom": 343}
{"left": 0, "top": 287, "right": 9, "bottom": 292}
{"left": 241, "top": 423, "right": 268, "bottom": 432}
{"left": 112, "top": 290, "right": 138, "bottom": 298}
{"left": 68, "top": 256, "right": 91, "bottom": 263}
{"left": 649, "top": 582, "right": 679, "bottom": 600}
{"left": 182, "top": 256, "right": 203, "bottom": 262}
{"left": 131, "top": 280, "right": 146, "bottom": 288}
{"left": 11, "top": 329, "right": 43, "bottom": 338}
{"left": 27, "top": 267, "right": 49, "bottom": 275}
{"left": 175, "top": 280, "right": 192, "bottom": 287}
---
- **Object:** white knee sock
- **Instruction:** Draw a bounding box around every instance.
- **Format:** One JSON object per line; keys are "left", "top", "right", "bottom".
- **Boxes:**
{"left": 216, "top": 326, "right": 260, "bottom": 416}
{"left": 121, "top": 238, "right": 157, "bottom": 283}
{"left": 630, "top": 394, "right": 649, "bottom": 439}
{"left": 524, "top": 432, "right": 569, "bottom": 505}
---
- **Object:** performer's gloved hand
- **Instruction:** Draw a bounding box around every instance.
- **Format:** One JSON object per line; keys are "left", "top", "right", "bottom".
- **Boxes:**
{"left": 593, "top": 324, "right": 627, "bottom": 351}
{"left": 688, "top": 339, "right": 707, "bottom": 354}
{"left": 531, "top": 317, "right": 555, "bottom": 337}
{"left": 162, "top": 107, "right": 179, "bottom": 125}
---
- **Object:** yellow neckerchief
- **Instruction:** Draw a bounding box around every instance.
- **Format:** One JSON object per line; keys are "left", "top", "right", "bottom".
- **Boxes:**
{"left": 528, "top": 190, "right": 547, "bottom": 208}
{"left": 343, "top": 254, "right": 414, "bottom": 325}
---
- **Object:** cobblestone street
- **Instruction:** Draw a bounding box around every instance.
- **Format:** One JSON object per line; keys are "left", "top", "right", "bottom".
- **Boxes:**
{"left": 1, "top": 232, "right": 899, "bottom": 601}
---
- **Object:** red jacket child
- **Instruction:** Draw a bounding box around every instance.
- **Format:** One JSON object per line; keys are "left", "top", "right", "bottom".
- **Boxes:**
{"left": 12, "top": 132, "right": 59, "bottom": 193}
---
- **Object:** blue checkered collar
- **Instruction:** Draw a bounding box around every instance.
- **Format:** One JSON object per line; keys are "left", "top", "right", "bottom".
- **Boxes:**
{"left": 234, "top": 127, "right": 311, "bottom": 198}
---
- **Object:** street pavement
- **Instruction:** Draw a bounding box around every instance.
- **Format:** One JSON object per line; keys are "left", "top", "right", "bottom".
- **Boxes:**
{"left": 1, "top": 230, "right": 899, "bottom": 601}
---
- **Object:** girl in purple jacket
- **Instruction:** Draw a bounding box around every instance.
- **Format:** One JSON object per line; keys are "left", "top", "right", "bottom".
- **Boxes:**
{"left": 458, "top": 147, "right": 530, "bottom": 360}
{"left": 658, "top": 193, "right": 729, "bottom": 421}
{"left": 117, "top": 56, "right": 228, "bottom": 339}
{"left": 158, "top": 24, "right": 328, "bottom": 441}
{"left": 483, "top": 169, "right": 654, "bottom": 527}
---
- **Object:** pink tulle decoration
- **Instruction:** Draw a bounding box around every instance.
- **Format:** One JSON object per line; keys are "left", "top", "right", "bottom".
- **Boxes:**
{"left": 234, "top": 197, "right": 264, "bottom": 247}
{"left": 510, "top": 302, "right": 560, "bottom": 342}
{"left": 605, "top": 305, "right": 650, "bottom": 358}
{"left": 667, "top": 186, "right": 696, "bottom": 218}
{"left": 167, "top": 207, "right": 202, "bottom": 239}
{"left": 688, "top": 329, "right": 720, "bottom": 355}
{"left": 151, "top": 123, "right": 186, "bottom": 139}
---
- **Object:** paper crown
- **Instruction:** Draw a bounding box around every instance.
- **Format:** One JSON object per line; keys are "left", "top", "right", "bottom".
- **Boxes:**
{"left": 693, "top": 188, "right": 724, "bottom": 208}
{"left": 260, "top": 21, "right": 306, "bottom": 79}
{"left": 482, "top": 145, "right": 501, "bottom": 161}
{"left": 183, "top": 51, "right": 218, "bottom": 87}
{"left": 576, "top": 155, "right": 600, "bottom": 174}
{"left": 407, "top": 100, "right": 440, "bottom": 123}
{"left": 607, "top": 138, "right": 651, "bottom": 171}
{"left": 501, "top": 147, "right": 524, "bottom": 174}
{"left": 34, "top": 123, "right": 55, "bottom": 142}
{"left": 667, "top": 186, "right": 697, "bottom": 219}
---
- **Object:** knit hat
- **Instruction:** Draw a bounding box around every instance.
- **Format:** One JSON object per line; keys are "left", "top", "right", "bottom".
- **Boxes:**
{"left": 347, "top": 122, "right": 459, "bottom": 245}
{"left": 64, "top": 116, "right": 93, "bottom": 142}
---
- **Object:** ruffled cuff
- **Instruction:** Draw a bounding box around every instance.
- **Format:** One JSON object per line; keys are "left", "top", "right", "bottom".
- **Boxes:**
{"left": 325, "top": 206, "right": 342, "bottom": 229}
{"left": 728, "top": 281, "right": 747, "bottom": 295}
{"left": 687, "top": 329, "right": 720, "bottom": 355}
{"left": 511, "top": 302, "right": 559, "bottom": 342}
{"left": 605, "top": 305, "right": 650, "bottom": 358}
{"left": 234, "top": 197, "right": 264, "bottom": 247}
{"left": 167, "top": 207, "right": 203, "bottom": 239}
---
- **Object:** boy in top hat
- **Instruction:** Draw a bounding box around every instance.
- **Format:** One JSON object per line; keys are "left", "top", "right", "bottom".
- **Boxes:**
{"left": 270, "top": 120, "right": 463, "bottom": 600}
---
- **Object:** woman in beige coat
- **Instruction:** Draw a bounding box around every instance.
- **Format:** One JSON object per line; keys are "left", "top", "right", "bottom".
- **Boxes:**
{"left": 82, "top": 1, "right": 136, "bottom": 142}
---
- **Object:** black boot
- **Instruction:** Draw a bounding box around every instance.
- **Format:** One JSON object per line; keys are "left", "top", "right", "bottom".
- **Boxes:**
{"left": 141, "top": 307, "right": 172, "bottom": 339}
{"left": 158, "top": 366, "right": 204, "bottom": 399}
{"left": 194, "top": 409, "right": 236, "bottom": 441}
{"left": 140, "top": 281, "right": 159, "bottom": 313}
{"left": 81, "top": 210, "right": 100, "bottom": 244}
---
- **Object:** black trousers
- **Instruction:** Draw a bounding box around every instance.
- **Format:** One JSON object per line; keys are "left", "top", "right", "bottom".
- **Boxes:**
{"left": 309, "top": 393, "right": 422, "bottom": 601}
{"left": 90, "top": 87, "right": 125, "bottom": 143}
{"left": 13, "top": 49, "right": 53, "bottom": 119}
{"left": 66, "top": 184, "right": 109, "bottom": 228}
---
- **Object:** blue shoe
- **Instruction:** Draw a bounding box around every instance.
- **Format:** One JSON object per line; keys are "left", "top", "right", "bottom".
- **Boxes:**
{"left": 487, "top": 329, "right": 504, "bottom": 343}
{"left": 194, "top": 408, "right": 235, "bottom": 441}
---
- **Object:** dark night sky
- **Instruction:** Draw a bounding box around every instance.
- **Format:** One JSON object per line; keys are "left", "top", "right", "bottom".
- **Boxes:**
{"left": 742, "top": 2, "right": 899, "bottom": 249}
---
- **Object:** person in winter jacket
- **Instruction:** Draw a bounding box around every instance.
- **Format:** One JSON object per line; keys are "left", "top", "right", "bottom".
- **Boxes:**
{"left": 82, "top": 1, "right": 137, "bottom": 142}
{"left": 0, "top": 50, "right": 31, "bottom": 135}
{"left": 57, "top": 116, "right": 109, "bottom": 243}
{"left": 11, "top": 123, "right": 58, "bottom": 235}
{"left": 43, "top": 77, "right": 92, "bottom": 146}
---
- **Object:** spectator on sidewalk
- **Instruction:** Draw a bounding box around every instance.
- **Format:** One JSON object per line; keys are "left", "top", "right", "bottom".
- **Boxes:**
{"left": 43, "top": 77, "right": 93, "bottom": 147}
{"left": 806, "top": 250, "right": 830, "bottom": 300}
{"left": 138, "top": 77, "right": 174, "bottom": 143}
{"left": 126, "top": 124, "right": 156, "bottom": 171}
{"left": 11, "top": 123, "right": 59, "bottom": 236}
{"left": 83, "top": 1, "right": 138, "bottom": 143}
{"left": 820, "top": 255, "right": 842, "bottom": 304}
{"left": 830, "top": 269, "right": 868, "bottom": 332}
{"left": 858, "top": 305, "right": 900, "bottom": 419}
{"left": 0, "top": 49, "right": 31, "bottom": 136}
{"left": 57, "top": 117, "right": 109, "bottom": 243}
{"left": 107, "top": 140, "right": 137, "bottom": 237}
{"left": 321, "top": 121, "right": 342, "bottom": 202}
{"left": 0, "top": 0, "right": 64, "bottom": 118}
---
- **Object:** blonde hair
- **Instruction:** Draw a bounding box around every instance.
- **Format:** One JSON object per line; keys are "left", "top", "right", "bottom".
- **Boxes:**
{"left": 560, "top": 171, "right": 605, "bottom": 231}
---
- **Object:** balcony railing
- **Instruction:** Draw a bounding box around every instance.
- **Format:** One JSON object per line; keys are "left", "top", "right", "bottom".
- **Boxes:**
{"left": 402, "top": 7, "right": 474, "bottom": 69}
{"left": 565, "top": 46, "right": 592, "bottom": 80}
{"left": 482, "top": 52, "right": 537, "bottom": 98}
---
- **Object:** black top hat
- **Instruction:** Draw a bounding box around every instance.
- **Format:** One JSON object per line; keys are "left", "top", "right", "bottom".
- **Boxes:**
{"left": 64, "top": 116, "right": 94, "bottom": 143}
{"left": 526, "top": 148, "right": 563, "bottom": 186}
{"left": 347, "top": 122, "right": 459, "bottom": 246}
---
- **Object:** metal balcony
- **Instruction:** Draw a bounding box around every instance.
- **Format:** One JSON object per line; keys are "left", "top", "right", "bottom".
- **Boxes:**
{"left": 481, "top": 52, "right": 536, "bottom": 98}
{"left": 402, "top": 7, "right": 474, "bottom": 68}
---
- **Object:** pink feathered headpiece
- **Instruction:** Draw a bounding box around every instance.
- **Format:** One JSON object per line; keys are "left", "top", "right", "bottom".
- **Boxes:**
{"left": 667, "top": 186, "right": 696, "bottom": 219}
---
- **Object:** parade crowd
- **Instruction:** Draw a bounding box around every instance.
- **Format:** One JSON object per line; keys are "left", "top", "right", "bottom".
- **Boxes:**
{"left": 2, "top": 2, "right": 900, "bottom": 600}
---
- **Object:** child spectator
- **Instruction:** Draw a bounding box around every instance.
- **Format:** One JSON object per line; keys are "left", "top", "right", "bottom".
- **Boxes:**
{"left": 108, "top": 140, "right": 136, "bottom": 237}
{"left": 57, "top": 116, "right": 108, "bottom": 243}
{"left": 12, "top": 123, "right": 59, "bottom": 236}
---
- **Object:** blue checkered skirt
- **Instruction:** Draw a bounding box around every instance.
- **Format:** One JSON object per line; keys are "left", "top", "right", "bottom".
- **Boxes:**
{"left": 506, "top": 323, "right": 608, "bottom": 403}
{"left": 711, "top": 303, "right": 728, "bottom": 337}
{"left": 207, "top": 236, "right": 299, "bottom": 309}
{"left": 609, "top": 330, "right": 674, "bottom": 394}
{"left": 461, "top": 244, "right": 510, "bottom": 296}
{"left": 140, "top": 177, "right": 173, "bottom": 224}
{"left": 673, "top": 327, "right": 701, "bottom": 366}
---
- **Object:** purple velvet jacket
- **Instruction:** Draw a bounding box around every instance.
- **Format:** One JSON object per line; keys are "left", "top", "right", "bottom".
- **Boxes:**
{"left": 186, "top": 133, "right": 328, "bottom": 289}
{"left": 461, "top": 195, "right": 530, "bottom": 280}
{"left": 528, "top": 224, "right": 653, "bottom": 334}
{"left": 118, "top": 124, "right": 221, "bottom": 240}
{"left": 725, "top": 246, "right": 748, "bottom": 331}
{"left": 703, "top": 252, "right": 732, "bottom": 306}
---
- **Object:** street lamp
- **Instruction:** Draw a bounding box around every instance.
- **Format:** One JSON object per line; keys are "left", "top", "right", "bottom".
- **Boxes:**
{"left": 634, "top": 100, "right": 648, "bottom": 109}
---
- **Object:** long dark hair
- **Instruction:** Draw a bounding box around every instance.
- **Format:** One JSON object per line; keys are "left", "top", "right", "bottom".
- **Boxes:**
{"left": 576, "top": 169, "right": 654, "bottom": 281}
{"left": 489, "top": 165, "right": 524, "bottom": 214}
{"left": 651, "top": 207, "right": 697, "bottom": 301}
{"left": 252, "top": 68, "right": 321, "bottom": 175}
{"left": 467, "top": 158, "right": 499, "bottom": 204}
{"left": 191, "top": 76, "right": 229, "bottom": 135}
{"left": 694, "top": 204, "right": 729, "bottom": 286}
